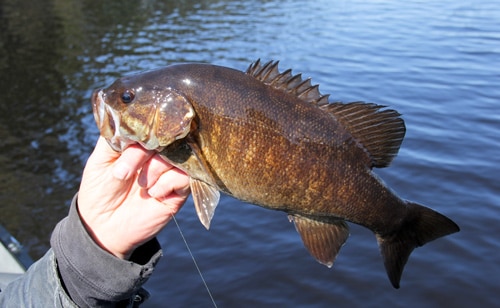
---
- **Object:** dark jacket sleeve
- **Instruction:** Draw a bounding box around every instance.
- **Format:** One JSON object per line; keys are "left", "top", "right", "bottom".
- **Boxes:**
{"left": 0, "top": 194, "right": 163, "bottom": 307}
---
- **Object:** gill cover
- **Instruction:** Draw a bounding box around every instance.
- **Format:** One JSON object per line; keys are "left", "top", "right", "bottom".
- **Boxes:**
{"left": 152, "top": 89, "right": 195, "bottom": 149}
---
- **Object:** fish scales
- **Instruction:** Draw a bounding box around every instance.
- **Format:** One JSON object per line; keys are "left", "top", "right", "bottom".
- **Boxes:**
{"left": 92, "top": 60, "right": 459, "bottom": 288}
{"left": 159, "top": 64, "right": 399, "bottom": 226}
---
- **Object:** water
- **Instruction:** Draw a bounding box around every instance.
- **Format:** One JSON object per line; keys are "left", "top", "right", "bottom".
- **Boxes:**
{"left": 1, "top": 0, "right": 499, "bottom": 306}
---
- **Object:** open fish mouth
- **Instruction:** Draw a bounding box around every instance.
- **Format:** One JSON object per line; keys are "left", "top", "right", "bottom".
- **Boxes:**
{"left": 91, "top": 89, "right": 164, "bottom": 152}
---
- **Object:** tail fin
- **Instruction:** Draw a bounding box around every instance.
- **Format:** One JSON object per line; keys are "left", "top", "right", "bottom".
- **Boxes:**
{"left": 376, "top": 201, "right": 459, "bottom": 288}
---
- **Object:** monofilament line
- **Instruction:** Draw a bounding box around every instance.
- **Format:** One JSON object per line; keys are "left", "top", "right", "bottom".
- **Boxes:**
{"left": 173, "top": 216, "right": 218, "bottom": 308}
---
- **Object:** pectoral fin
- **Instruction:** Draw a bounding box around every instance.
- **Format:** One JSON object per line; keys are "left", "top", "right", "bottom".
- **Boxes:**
{"left": 190, "top": 178, "right": 220, "bottom": 230}
{"left": 289, "top": 214, "right": 350, "bottom": 267}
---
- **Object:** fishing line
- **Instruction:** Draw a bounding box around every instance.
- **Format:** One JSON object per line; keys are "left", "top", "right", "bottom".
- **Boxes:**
{"left": 173, "top": 216, "right": 218, "bottom": 308}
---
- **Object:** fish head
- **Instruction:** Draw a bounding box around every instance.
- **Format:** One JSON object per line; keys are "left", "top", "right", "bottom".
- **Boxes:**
{"left": 92, "top": 75, "right": 195, "bottom": 152}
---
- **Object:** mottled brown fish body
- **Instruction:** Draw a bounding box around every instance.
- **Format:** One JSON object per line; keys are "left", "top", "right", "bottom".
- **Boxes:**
{"left": 158, "top": 64, "right": 401, "bottom": 229}
{"left": 92, "top": 60, "right": 459, "bottom": 288}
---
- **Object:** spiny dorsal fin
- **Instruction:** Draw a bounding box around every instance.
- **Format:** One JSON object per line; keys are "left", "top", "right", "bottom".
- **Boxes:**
{"left": 246, "top": 60, "right": 405, "bottom": 168}
{"left": 322, "top": 102, "right": 406, "bottom": 168}
{"left": 246, "top": 59, "right": 330, "bottom": 106}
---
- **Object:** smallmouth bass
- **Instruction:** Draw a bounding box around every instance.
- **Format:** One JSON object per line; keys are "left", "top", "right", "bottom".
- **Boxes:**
{"left": 92, "top": 60, "right": 459, "bottom": 288}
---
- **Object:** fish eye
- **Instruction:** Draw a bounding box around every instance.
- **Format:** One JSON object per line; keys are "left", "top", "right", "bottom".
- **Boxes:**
{"left": 120, "top": 89, "right": 135, "bottom": 104}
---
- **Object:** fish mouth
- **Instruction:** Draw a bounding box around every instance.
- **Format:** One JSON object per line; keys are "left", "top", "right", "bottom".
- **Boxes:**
{"left": 91, "top": 89, "right": 164, "bottom": 152}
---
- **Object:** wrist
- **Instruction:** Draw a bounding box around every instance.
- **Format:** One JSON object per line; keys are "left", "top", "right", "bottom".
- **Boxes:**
{"left": 81, "top": 221, "right": 132, "bottom": 260}
{"left": 76, "top": 196, "right": 133, "bottom": 260}
{"left": 51, "top": 195, "right": 163, "bottom": 307}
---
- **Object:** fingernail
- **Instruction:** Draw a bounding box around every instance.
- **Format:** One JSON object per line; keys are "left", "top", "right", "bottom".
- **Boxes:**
{"left": 138, "top": 172, "right": 147, "bottom": 188}
{"left": 112, "top": 162, "right": 130, "bottom": 180}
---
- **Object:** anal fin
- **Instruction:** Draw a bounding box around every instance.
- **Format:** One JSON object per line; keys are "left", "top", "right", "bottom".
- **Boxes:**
{"left": 289, "top": 214, "right": 349, "bottom": 267}
{"left": 190, "top": 178, "right": 220, "bottom": 230}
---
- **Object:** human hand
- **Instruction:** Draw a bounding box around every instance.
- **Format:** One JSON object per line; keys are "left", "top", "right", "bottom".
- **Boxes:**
{"left": 77, "top": 137, "right": 190, "bottom": 259}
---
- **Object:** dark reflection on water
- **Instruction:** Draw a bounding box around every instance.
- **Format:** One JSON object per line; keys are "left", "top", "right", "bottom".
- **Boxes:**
{"left": 1, "top": 0, "right": 80, "bottom": 257}
{"left": 1, "top": 0, "right": 499, "bottom": 306}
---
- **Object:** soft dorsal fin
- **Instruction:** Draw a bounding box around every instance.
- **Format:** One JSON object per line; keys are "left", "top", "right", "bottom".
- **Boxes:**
{"left": 246, "top": 59, "right": 330, "bottom": 106}
{"left": 322, "top": 102, "right": 406, "bottom": 168}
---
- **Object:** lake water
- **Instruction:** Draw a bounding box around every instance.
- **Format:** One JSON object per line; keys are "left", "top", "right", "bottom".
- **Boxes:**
{"left": 1, "top": 0, "right": 499, "bottom": 307}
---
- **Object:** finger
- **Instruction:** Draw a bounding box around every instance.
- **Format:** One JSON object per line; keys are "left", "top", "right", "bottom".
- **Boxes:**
{"left": 147, "top": 167, "right": 190, "bottom": 201}
{"left": 86, "top": 137, "right": 121, "bottom": 167}
{"left": 112, "top": 144, "right": 155, "bottom": 180}
{"left": 138, "top": 154, "right": 175, "bottom": 188}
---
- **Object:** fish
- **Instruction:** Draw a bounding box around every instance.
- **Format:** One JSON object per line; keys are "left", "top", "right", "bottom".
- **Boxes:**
{"left": 91, "top": 59, "right": 459, "bottom": 288}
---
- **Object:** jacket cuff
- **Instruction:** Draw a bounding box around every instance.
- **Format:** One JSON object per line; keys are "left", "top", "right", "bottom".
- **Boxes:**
{"left": 50, "top": 194, "right": 162, "bottom": 307}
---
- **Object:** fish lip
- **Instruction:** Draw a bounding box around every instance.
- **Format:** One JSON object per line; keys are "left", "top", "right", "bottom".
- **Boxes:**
{"left": 91, "top": 89, "right": 104, "bottom": 130}
{"left": 91, "top": 88, "right": 129, "bottom": 152}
